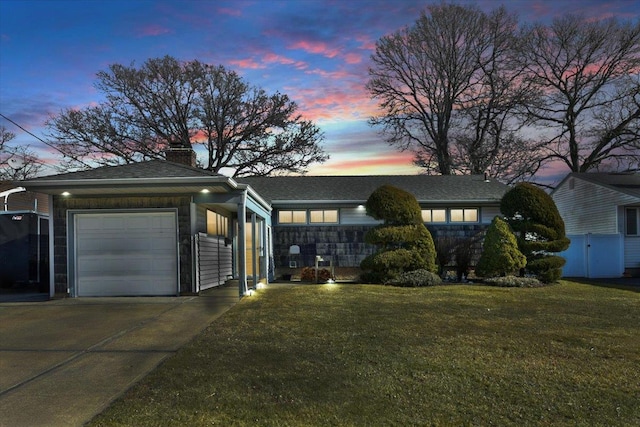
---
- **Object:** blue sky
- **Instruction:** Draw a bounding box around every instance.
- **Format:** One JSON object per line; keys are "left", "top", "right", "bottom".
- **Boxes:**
{"left": 1, "top": 0, "right": 638, "bottom": 182}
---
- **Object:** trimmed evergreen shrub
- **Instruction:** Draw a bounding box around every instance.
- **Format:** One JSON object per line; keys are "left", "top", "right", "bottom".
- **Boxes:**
{"left": 483, "top": 276, "right": 544, "bottom": 288}
{"left": 500, "top": 183, "right": 570, "bottom": 283}
{"left": 476, "top": 216, "right": 526, "bottom": 278}
{"left": 389, "top": 269, "right": 442, "bottom": 287}
{"left": 364, "top": 184, "right": 423, "bottom": 225}
{"left": 360, "top": 185, "right": 437, "bottom": 283}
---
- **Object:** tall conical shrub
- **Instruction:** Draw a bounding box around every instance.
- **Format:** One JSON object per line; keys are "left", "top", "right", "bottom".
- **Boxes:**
{"left": 476, "top": 216, "right": 526, "bottom": 278}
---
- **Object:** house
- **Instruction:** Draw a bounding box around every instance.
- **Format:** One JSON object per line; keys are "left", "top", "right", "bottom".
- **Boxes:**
{"left": 18, "top": 150, "right": 510, "bottom": 298}
{"left": 0, "top": 183, "right": 50, "bottom": 290}
{"left": 18, "top": 152, "right": 272, "bottom": 298}
{"left": 551, "top": 172, "right": 640, "bottom": 278}
{"left": 238, "top": 175, "right": 509, "bottom": 280}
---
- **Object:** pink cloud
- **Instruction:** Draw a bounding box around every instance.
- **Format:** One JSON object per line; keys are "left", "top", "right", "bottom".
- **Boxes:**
{"left": 289, "top": 40, "right": 340, "bottom": 58}
{"left": 343, "top": 53, "right": 362, "bottom": 65}
{"left": 262, "top": 52, "right": 308, "bottom": 69}
{"left": 308, "top": 152, "right": 421, "bottom": 176}
{"left": 228, "top": 58, "right": 266, "bottom": 70}
{"left": 355, "top": 34, "right": 376, "bottom": 51}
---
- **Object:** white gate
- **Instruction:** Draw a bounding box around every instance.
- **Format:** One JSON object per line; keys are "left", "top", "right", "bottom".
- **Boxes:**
{"left": 561, "top": 234, "right": 624, "bottom": 278}
{"left": 195, "top": 232, "right": 233, "bottom": 291}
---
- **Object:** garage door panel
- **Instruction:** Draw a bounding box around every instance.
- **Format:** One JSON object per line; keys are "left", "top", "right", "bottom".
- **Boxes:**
{"left": 75, "top": 212, "right": 178, "bottom": 297}
{"left": 78, "top": 277, "right": 176, "bottom": 297}
{"left": 78, "top": 255, "right": 175, "bottom": 275}
{"left": 77, "top": 234, "right": 174, "bottom": 254}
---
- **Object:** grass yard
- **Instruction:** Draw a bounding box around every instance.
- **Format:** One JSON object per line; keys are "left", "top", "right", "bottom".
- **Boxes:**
{"left": 89, "top": 281, "right": 640, "bottom": 426}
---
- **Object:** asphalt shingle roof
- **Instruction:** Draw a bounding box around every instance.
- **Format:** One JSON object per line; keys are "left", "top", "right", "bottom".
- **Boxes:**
{"left": 19, "top": 161, "right": 510, "bottom": 204}
{"left": 29, "top": 160, "right": 222, "bottom": 181}
{"left": 238, "top": 175, "right": 509, "bottom": 203}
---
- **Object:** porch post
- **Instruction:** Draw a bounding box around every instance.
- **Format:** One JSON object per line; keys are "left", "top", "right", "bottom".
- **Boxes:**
{"left": 262, "top": 222, "right": 269, "bottom": 285}
{"left": 251, "top": 212, "right": 257, "bottom": 288}
{"left": 238, "top": 190, "right": 248, "bottom": 297}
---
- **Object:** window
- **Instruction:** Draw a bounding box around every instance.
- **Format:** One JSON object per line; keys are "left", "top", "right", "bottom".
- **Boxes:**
{"left": 421, "top": 209, "right": 447, "bottom": 223}
{"left": 450, "top": 208, "right": 478, "bottom": 223}
{"left": 207, "top": 210, "right": 228, "bottom": 237}
{"left": 278, "top": 210, "right": 307, "bottom": 224}
{"left": 627, "top": 208, "right": 639, "bottom": 236}
{"left": 309, "top": 209, "right": 338, "bottom": 223}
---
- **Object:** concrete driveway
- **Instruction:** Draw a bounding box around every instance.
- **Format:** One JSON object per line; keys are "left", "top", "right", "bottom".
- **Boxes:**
{"left": 0, "top": 286, "right": 240, "bottom": 427}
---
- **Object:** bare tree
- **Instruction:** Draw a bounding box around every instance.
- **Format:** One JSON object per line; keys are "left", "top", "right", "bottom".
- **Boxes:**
{"left": 0, "top": 126, "right": 13, "bottom": 153}
{"left": 47, "top": 56, "right": 328, "bottom": 176}
{"left": 0, "top": 125, "right": 42, "bottom": 180}
{"left": 367, "top": 4, "right": 541, "bottom": 181}
{"left": 519, "top": 15, "right": 640, "bottom": 172}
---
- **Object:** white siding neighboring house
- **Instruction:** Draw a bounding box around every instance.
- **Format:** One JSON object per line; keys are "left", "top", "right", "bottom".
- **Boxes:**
{"left": 551, "top": 172, "right": 640, "bottom": 278}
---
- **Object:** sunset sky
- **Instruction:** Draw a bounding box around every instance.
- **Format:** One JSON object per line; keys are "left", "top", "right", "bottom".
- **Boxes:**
{"left": 1, "top": 0, "right": 638, "bottom": 184}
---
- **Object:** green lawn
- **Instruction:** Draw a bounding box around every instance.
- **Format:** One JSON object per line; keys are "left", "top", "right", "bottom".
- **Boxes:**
{"left": 89, "top": 281, "right": 640, "bottom": 426}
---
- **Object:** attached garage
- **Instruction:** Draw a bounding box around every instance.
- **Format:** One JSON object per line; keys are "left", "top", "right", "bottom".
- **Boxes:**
{"left": 18, "top": 157, "right": 273, "bottom": 298}
{"left": 73, "top": 211, "right": 178, "bottom": 297}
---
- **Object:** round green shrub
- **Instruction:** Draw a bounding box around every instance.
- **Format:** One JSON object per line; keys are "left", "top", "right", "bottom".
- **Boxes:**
{"left": 527, "top": 256, "right": 566, "bottom": 283}
{"left": 476, "top": 216, "right": 526, "bottom": 278}
{"left": 389, "top": 269, "right": 442, "bottom": 287}
{"left": 361, "top": 247, "right": 427, "bottom": 278}
{"left": 501, "top": 183, "right": 566, "bottom": 238}
{"left": 365, "top": 184, "right": 423, "bottom": 225}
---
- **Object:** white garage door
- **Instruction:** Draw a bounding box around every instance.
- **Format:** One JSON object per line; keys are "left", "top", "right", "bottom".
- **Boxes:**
{"left": 74, "top": 211, "right": 178, "bottom": 296}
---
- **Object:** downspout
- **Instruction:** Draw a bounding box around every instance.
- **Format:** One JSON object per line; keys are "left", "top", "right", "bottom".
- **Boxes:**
{"left": 238, "top": 189, "right": 248, "bottom": 297}
{"left": 190, "top": 201, "right": 198, "bottom": 294}
{"left": 251, "top": 212, "right": 257, "bottom": 288}
{"left": 48, "top": 194, "right": 55, "bottom": 299}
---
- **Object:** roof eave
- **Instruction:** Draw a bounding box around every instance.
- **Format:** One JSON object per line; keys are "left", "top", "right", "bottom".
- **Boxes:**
{"left": 20, "top": 176, "right": 238, "bottom": 195}
{"left": 268, "top": 198, "right": 504, "bottom": 205}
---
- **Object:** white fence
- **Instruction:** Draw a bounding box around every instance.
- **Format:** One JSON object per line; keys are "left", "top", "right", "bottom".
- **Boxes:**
{"left": 561, "top": 234, "right": 624, "bottom": 278}
{"left": 195, "top": 233, "right": 233, "bottom": 291}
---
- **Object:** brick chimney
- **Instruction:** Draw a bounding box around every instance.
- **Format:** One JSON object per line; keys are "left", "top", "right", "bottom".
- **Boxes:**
{"left": 165, "top": 147, "right": 197, "bottom": 167}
